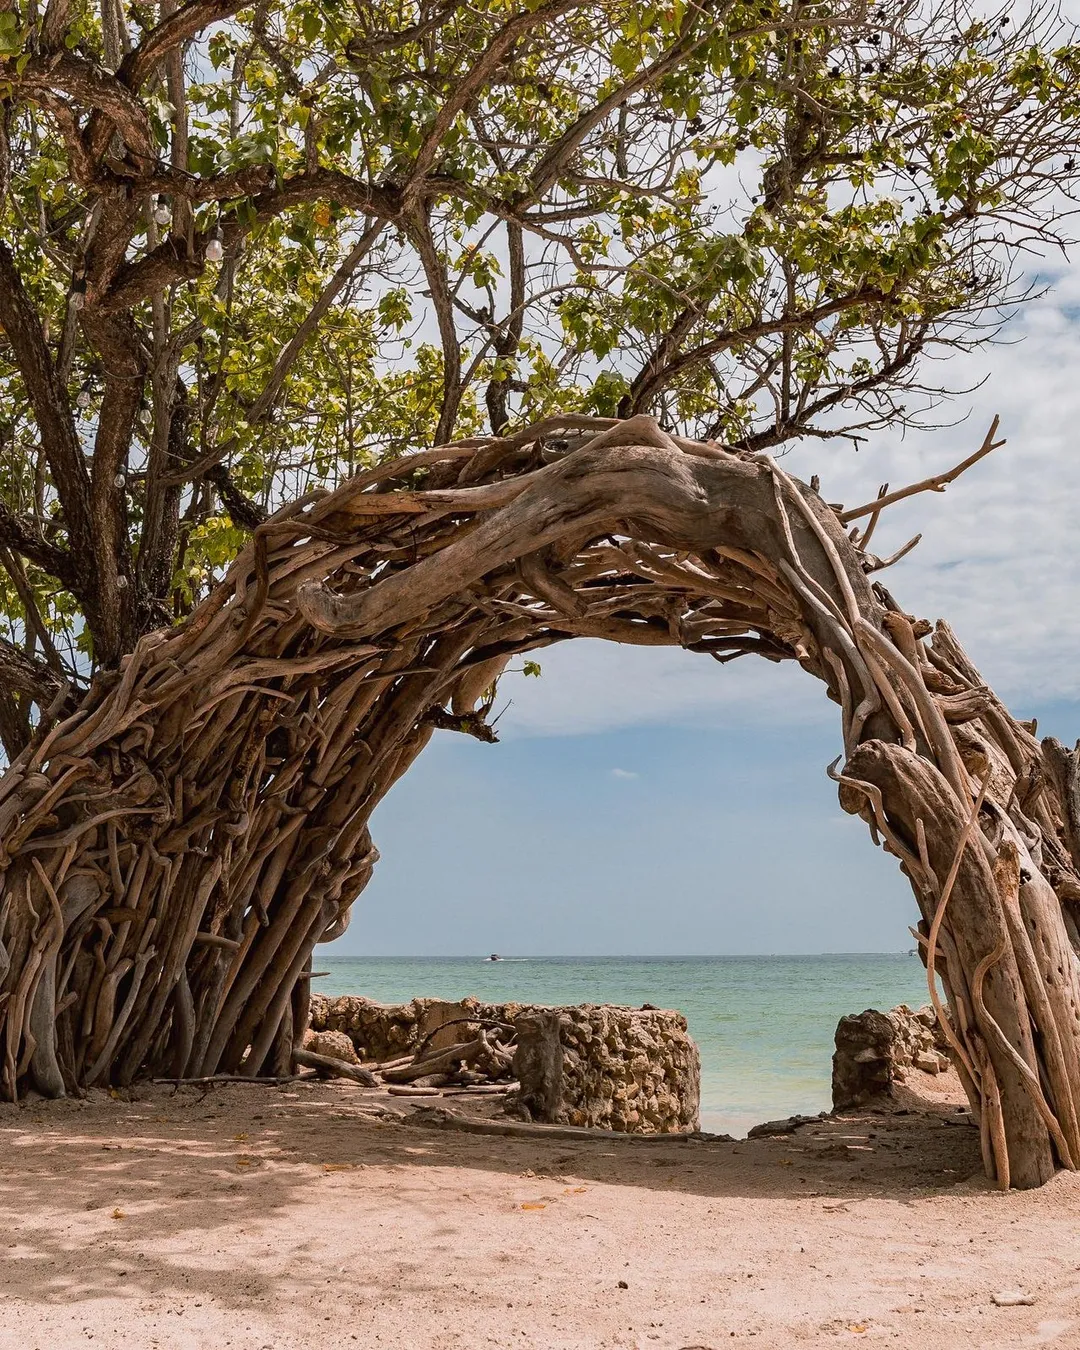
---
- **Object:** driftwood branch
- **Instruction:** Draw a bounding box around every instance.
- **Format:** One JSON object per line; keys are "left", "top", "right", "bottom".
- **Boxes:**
{"left": 839, "top": 418, "right": 1004, "bottom": 523}
{"left": 292, "top": 1048, "right": 378, "bottom": 1085}
{"left": 0, "top": 413, "right": 1075, "bottom": 1194}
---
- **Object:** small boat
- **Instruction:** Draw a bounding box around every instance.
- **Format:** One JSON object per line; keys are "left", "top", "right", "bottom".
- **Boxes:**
{"left": 486, "top": 953, "right": 502, "bottom": 962}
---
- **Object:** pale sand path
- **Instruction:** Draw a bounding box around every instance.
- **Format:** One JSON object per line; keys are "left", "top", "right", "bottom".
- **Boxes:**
{"left": 1, "top": 1079, "right": 1078, "bottom": 1350}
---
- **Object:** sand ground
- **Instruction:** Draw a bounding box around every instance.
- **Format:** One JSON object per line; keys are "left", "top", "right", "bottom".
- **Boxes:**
{"left": 1, "top": 1077, "right": 1078, "bottom": 1350}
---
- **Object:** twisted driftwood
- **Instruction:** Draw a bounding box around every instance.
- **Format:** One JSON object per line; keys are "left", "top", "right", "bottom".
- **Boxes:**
{"left": 2, "top": 413, "right": 1079, "bottom": 1189}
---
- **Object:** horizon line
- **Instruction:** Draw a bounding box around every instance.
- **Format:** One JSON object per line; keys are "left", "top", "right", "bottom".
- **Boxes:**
{"left": 321, "top": 950, "right": 918, "bottom": 960}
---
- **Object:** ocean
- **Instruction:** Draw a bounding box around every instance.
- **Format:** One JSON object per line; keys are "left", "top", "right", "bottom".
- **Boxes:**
{"left": 318, "top": 953, "right": 933, "bottom": 1135}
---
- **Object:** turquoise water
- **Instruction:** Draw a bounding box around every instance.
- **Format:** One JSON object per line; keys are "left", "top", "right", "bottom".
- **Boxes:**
{"left": 318, "top": 953, "right": 933, "bottom": 1135}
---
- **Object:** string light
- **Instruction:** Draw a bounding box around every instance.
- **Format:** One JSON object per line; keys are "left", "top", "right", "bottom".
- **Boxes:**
{"left": 205, "top": 224, "right": 225, "bottom": 263}
{"left": 71, "top": 276, "right": 87, "bottom": 311}
{"left": 153, "top": 195, "right": 172, "bottom": 226}
{"left": 113, "top": 473, "right": 126, "bottom": 488}
{"left": 76, "top": 387, "right": 92, "bottom": 409}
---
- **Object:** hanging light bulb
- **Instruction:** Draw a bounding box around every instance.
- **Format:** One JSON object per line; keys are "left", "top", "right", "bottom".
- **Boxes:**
{"left": 204, "top": 224, "right": 225, "bottom": 263}
{"left": 113, "top": 472, "right": 126, "bottom": 488}
{"left": 153, "top": 194, "right": 172, "bottom": 227}
{"left": 71, "top": 276, "right": 87, "bottom": 310}
{"left": 76, "top": 387, "right": 92, "bottom": 409}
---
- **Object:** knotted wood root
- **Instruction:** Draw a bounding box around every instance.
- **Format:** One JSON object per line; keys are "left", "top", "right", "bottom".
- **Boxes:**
{"left": 1, "top": 412, "right": 1079, "bottom": 1188}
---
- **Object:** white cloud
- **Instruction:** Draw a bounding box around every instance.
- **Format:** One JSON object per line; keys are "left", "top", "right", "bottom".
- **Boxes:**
{"left": 497, "top": 263, "right": 1080, "bottom": 739}
{"left": 609, "top": 767, "right": 640, "bottom": 780}
{"left": 500, "top": 639, "right": 833, "bottom": 738}
{"left": 782, "top": 272, "right": 1080, "bottom": 710}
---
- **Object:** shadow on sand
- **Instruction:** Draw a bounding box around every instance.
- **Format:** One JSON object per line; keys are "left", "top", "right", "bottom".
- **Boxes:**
{"left": 0, "top": 1079, "right": 985, "bottom": 1315}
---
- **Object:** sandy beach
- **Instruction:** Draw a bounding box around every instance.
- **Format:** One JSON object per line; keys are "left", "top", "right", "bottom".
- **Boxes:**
{"left": 1, "top": 1077, "right": 1077, "bottom": 1350}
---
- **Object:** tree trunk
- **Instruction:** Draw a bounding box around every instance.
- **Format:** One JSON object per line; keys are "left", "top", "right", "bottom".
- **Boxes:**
{"left": 1, "top": 413, "right": 1078, "bottom": 1188}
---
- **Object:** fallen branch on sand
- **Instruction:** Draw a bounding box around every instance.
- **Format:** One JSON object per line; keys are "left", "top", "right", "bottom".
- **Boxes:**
{"left": 293, "top": 1049, "right": 379, "bottom": 1086}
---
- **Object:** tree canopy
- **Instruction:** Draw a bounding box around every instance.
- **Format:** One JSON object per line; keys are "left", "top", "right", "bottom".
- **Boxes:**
{"left": 1, "top": 0, "right": 1079, "bottom": 754}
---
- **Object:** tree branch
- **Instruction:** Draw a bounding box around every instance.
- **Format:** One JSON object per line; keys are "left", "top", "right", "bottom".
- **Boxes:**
{"left": 412, "top": 208, "right": 463, "bottom": 446}
{"left": 485, "top": 221, "right": 525, "bottom": 435}
{"left": 346, "top": 0, "right": 464, "bottom": 61}
{"left": 629, "top": 285, "right": 890, "bottom": 411}
{"left": 0, "top": 498, "right": 79, "bottom": 591}
{"left": 83, "top": 310, "right": 145, "bottom": 662}
{"left": 0, "top": 632, "right": 63, "bottom": 703}
{"left": 0, "top": 244, "right": 96, "bottom": 589}
{"left": 18, "top": 53, "right": 155, "bottom": 164}
{"left": 38, "top": 0, "right": 74, "bottom": 49}
{"left": 245, "top": 218, "right": 385, "bottom": 427}
{"left": 0, "top": 547, "right": 65, "bottom": 675}
{"left": 204, "top": 464, "right": 267, "bottom": 530}
{"left": 838, "top": 419, "right": 1005, "bottom": 523}
{"left": 121, "top": 0, "right": 249, "bottom": 90}
{"left": 420, "top": 705, "right": 500, "bottom": 743}
{"left": 406, "top": 0, "right": 592, "bottom": 190}
{"left": 97, "top": 171, "right": 401, "bottom": 312}
{"left": 526, "top": 13, "right": 720, "bottom": 200}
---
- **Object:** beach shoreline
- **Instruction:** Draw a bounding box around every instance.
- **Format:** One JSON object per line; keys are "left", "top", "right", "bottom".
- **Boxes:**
{"left": 314, "top": 952, "right": 938, "bottom": 1134}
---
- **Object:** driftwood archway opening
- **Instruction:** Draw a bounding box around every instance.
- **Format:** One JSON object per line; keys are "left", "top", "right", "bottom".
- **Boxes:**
{"left": 2, "top": 414, "right": 1079, "bottom": 1190}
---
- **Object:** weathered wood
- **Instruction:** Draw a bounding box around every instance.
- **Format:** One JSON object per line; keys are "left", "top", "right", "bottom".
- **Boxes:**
{"left": 1043, "top": 738, "right": 1080, "bottom": 873}
{"left": 151, "top": 1074, "right": 301, "bottom": 1085}
{"left": 0, "top": 413, "right": 1077, "bottom": 1189}
{"left": 513, "top": 1012, "right": 564, "bottom": 1123}
{"left": 382, "top": 1038, "right": 484, "bottom": 1083}
{"left": 292, "top": 1048, "right": 378, "bottom": 1086}
{"left": 846, "top": 742, "right": 1058, "bottom": 1189}
{"left": 400, "top": 1106, "right": 703, "bottom": 1143}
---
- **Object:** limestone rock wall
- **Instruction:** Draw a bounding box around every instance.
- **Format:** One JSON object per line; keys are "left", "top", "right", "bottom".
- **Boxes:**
{"left": 309, "top": 992, "right": 700, "bottom": 1134}
{"left": 308, "top": 993, "right": 426, "bottom": 1062}
{"left": 519, "top": 1003, "right": 701, "bottom": 1134}
{"left": 832, "top": 1004, "right": 951, "bottom": 1110}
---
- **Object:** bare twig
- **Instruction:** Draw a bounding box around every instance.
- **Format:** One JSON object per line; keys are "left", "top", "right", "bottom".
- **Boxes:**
{"left": 839, "top": 419, "right": 1004, "bottom": 524}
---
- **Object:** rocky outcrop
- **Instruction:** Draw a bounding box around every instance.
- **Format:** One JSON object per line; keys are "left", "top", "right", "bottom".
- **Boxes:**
{"left": 511, "top": 1003, "right": 700, "bottom": 1134}
{"left": 307, "top": 1029, "right": 360, "bottom": 1064}
{"left": 832, "top": 1004, "right": 952, "bottom": 1110}
{"left": 308, "top": 994, "right": 423, "bottom": 1062}
{"left": 309, "top": 993, "right": 700, "bottom": 1134}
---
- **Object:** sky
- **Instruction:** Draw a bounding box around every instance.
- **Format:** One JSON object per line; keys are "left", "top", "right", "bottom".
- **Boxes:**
{"left": 331, "top": 166, "right": 1080, "bottom": 962}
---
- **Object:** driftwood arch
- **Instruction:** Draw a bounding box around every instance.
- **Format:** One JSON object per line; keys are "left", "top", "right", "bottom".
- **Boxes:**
{"left": 2, "top": 414, "right": 1080, "bottom": 1190}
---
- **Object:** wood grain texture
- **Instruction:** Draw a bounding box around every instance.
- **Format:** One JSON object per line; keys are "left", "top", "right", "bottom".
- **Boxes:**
{"left": 0, "top": 413, "right": 1077, "bottom": 1189}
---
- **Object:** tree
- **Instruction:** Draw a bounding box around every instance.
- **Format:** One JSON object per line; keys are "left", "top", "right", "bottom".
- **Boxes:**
{"left": 1, "top": 0, "right": 1080, "bottom": 1186}
{"left": 2, "top": 0, "right": 1079, "bottom": 727}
